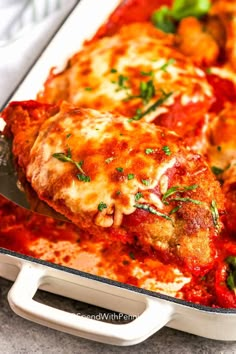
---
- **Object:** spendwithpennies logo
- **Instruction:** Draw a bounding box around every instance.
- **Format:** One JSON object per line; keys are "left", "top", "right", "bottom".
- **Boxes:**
{"left": 76, "top": 312, "right": 138, "bottom": 321}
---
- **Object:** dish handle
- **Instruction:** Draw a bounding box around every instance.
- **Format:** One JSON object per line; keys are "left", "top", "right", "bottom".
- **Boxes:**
{"left": 7, "top": 262, "right": 174, "bottom": 346}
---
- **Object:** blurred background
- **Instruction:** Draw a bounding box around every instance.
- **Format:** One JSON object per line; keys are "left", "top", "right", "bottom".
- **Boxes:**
{"left": 0, "top": 0, "right": 77, "bottom": 108}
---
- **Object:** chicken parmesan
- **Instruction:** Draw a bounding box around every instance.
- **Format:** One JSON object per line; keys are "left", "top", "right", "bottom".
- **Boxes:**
{"left": 1, "top": 0, "right": 236, "bottom": 309}
{"left": 2, "top": 100, "right": 224, "bottom": 273}
{"left": 38, "top": 22, "right": 213, "bottom": 151}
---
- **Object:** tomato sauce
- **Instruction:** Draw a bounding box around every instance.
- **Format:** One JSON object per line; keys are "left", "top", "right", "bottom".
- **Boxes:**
{"left": 93, "top": 0, "right": 172, "bottom": 40}
{"left": 1, "top": 0, "right": 236, "bottom": 308}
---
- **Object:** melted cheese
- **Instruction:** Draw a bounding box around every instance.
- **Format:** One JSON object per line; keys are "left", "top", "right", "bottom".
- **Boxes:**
{"left": 27, "top": 102, "right": 183, "bottom": 228}
{"left": 39, "top": 23, "right": 213, "bottom": 125}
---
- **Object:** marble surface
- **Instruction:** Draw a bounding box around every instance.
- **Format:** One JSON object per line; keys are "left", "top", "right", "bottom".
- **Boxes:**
{"left": 0, "top": 0, "right": 77, "bottom": 109}
{"left": 0, "top": 277, "right": 236, "bottom": 354}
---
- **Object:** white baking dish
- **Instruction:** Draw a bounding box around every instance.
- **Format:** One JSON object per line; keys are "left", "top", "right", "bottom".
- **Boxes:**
{"left": 1, "top": 0, "right": 236, "bottom": 346}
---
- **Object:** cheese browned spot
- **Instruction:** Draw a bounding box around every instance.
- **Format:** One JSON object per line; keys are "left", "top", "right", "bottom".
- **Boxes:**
{"left": 38, "top": 23, "right": 213, "bottom": 150}
{"left": 2, "top": 100, "right": 225, "bottom": 274}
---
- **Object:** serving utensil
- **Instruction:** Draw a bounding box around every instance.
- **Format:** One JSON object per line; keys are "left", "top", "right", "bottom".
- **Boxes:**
{"left": 0, "top": 132, "right": 67, "bottom": 220}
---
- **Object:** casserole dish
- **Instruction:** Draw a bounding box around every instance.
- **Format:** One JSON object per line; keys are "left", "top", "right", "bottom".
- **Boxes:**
{"left": 1, "top": 0, "right": 236, "bottom": 346}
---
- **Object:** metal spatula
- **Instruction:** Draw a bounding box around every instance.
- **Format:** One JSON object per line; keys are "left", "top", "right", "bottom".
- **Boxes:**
{"left": 0, "top": 133, "right": 67, "bottom": 220}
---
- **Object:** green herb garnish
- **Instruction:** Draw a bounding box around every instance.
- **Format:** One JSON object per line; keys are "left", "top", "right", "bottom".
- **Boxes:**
{"left": 151, "top": 6, "right": 176, "bottom": 33}
{"left": 226, "top": 256, "right": 236, "bottom": 268}
{"left": 77, "top": 174, "right": 91, "bottom": 182}
{"left": 52, "top": 152, "right": 90, "bottom": 181}
{"left": 131, "top": 91, "right": 173, "bottom": 121}
{"left": 140, "top": 70, "right": 154, "bottom": 76}
{"left": 116, "top": 167, "right": 124, "bottom": 172}
{"left": 52, "top": 152, "right": 73, "bottom": 163}
{"left": 162, "top": 184, "right": 199, "bottom": 203}
{"left": 127, "top": 173, "right": 135, "bottom": 180}
{"left": 98, "top": 202, "right": 107, "bottom": 212}
{"left": 160, "top": 58, "right": 175, "bottom": 72}
{"left": 225, "top": 256, "right": 236, "bottom": 291}
{"left": 134, "top": 203, "right": 172, "bottom": 221}
{"left": 171, "top": 0, "right": 211, "bottom": 21}
{"left": 125, "top": 79, "right": 156, "bottom": 104}
{"left": 210, "top": 200, "right": 219, "bottom": 228}
{"left": 135, "top": 192, "right": 143, "bottom": 201}
{"left": 117, "top": 74, "right": 129, "bottom": 90}
{"left": 139, "top": 80, "right": 156, "bottom": 104}
{"left": 162, "top": 145, "right": 172, "bottom": 156}
{"left": 211, "top": 166, "right": 224, "bottom": 176}
{"left": 212, "top": 164, "right": 230, "bottom": 176}
{"left": 170, "top": 197, "right": 203, "bottom": 205}
{"left": 85, "top": 87, "right": 92, "bottom": 91}
{"left": 141, "top": 179, "right": 151, "bottom": 186}
{"left": 169, "top": 205, "right": 181, "bottom": 215}
{"left": 145, "top": 148, "right": 154, "bottom": 155}
{"left": 151, "top": 0, "right": 211, "bottom": 33}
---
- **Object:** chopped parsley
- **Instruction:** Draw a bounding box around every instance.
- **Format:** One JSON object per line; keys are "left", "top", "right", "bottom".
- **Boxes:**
{"left": 140, "top": 70, "right": 154, "bottom": 76}
{"left": 217, "top": 146, "right": 222, "bottom": 152}
{"left": 52, "top": 152, "right": 73, "bottom": 163}
{"left": 183, "top": 184, "right": 199, "bottom": 191}
{"left": 98, "top": 202, "right": 107, "bottom": 212}
{"left": 125, "top": 79, "right": 156, "bottom": 104}
{"left": 66, "top": 133, "right": 72, "bottom": 139}
{"left": 139, "top": 80, "right": 156, "bottom": 104}
{"left": 84, "top": 87, "right": 92, "bottom": 91}
{"left": 211, "top": 166, "right": 224, "bottom": 176}
{"left": 162, "top": 184, "right": 199, "bottom": 204}
{"left": 162, "top": 145, "right": 172, "bottom": 156}
{"left": 159, "top": 58, "right": 175, "bottom": 72}
{"left": 77, "top": 174, "right": 91, "bottom": 182}
{"left": 141, "top": 179, "right": 151, "bottom": 186}
{"left": 145, "top": 148, "right": 154, "bottom": 155}
{"left": 210, "top": 200, "right": 219, "bottom": 229}
{"left": 134, "top": 203, "right": 172, "bottom": 221}
{"left": 114, "top": 74, "right": 129, "bottom": 91}
{"left": 135, "top": 192, "right": 143, "bottom": 201}
{"left": 116, "top": 167, "right": 124, "bottom": 172}
{"left": 170, "top": 197, "right": 203, "bottom": 205}
{"left": 225, "top": 256, "right": 236, "bottom": 291}
{"left": 52, "top": 152, "right": 90, "bottom": 181}
{"left": 169, "top": 205, "right": 181, "bottom": 215}
{"left": 110, "top": 68, "right": 117, "bottom": 73}
{"left": 131, "top": 90, "right": 173, "bottom": 121}
{"left": 127, "top": 173, "right": 135, "bottom": 180}
{"left": 211, "top": 164, "right": 230, "bottom": 176}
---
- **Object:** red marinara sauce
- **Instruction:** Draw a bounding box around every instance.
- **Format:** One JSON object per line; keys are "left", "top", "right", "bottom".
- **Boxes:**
{"left": 93, "top": 0, "right": 172, "bottom": 40}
